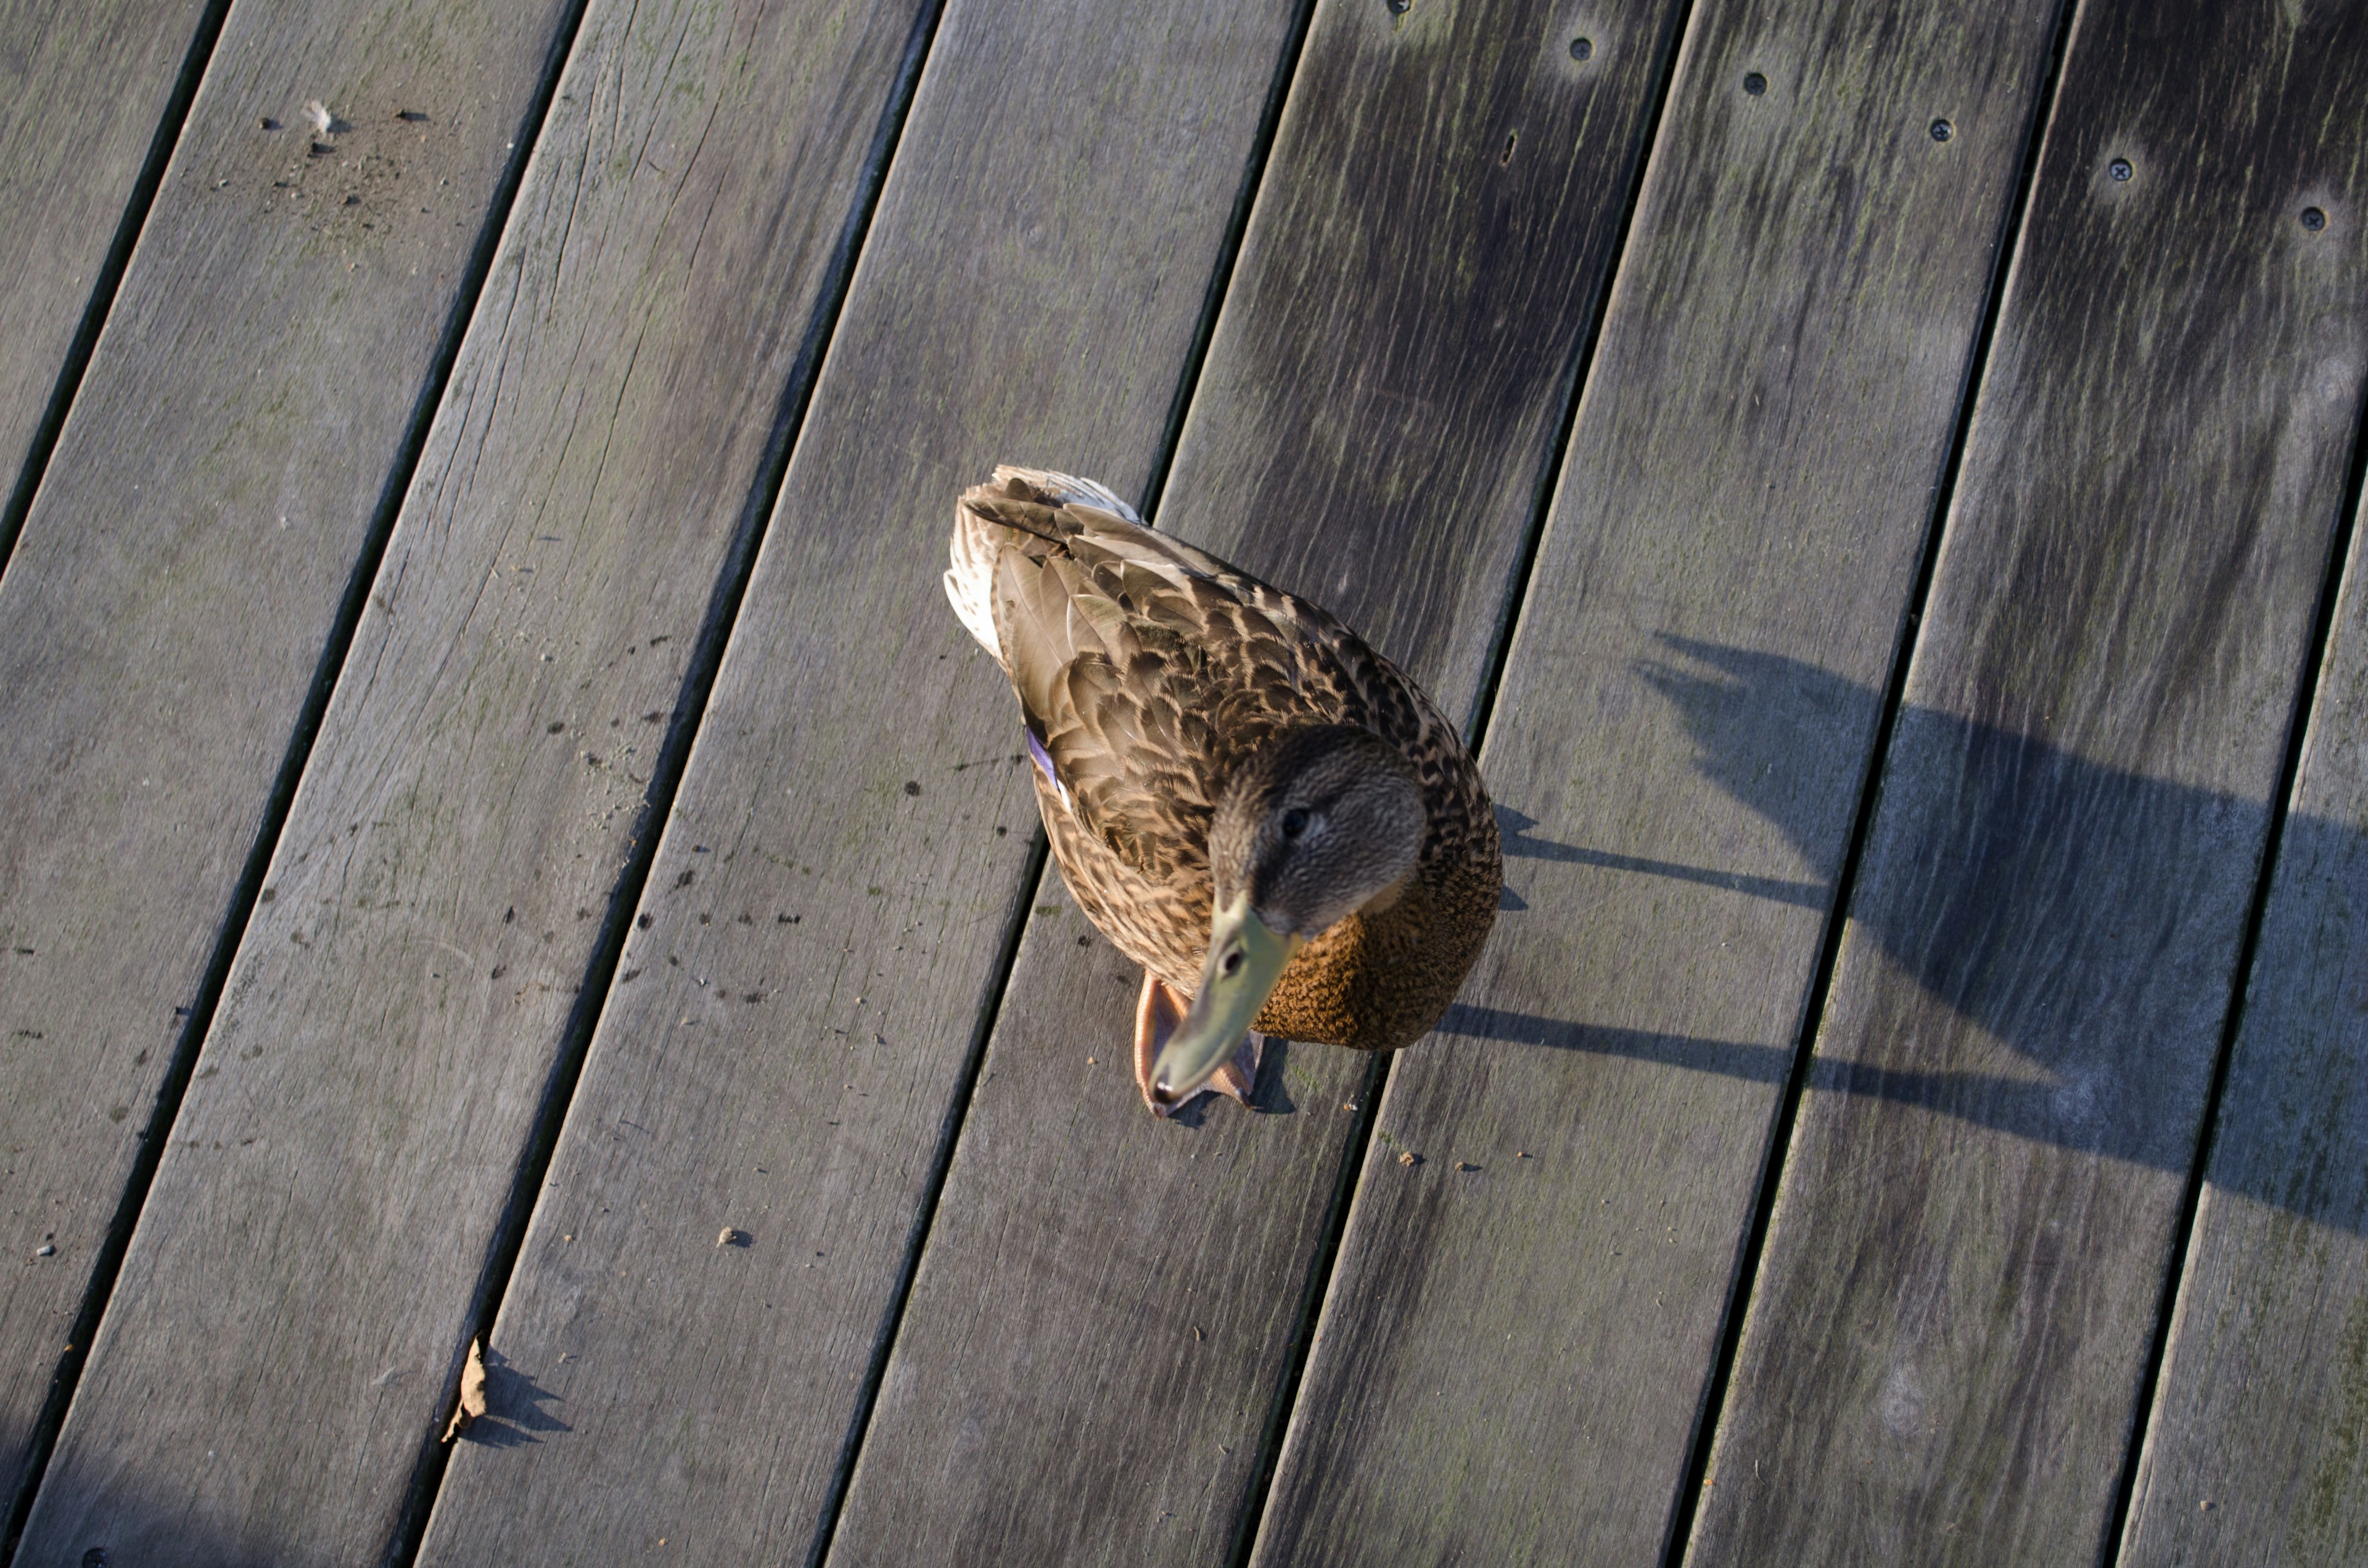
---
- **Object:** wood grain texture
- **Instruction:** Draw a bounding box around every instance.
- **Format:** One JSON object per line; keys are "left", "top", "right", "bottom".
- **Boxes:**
{"left": 0, "top": 0, "right": 212, "bottom": 522}
{"left": 10, "top": 0, "right": 935, "bottom": 1559}
{"left": 1159, "top": 0, "right": 1685, "bottom": 714}
{"left": 827, "top": 0, "right": 1690, "bottom": 1559}
{"left": 1688, "top": 1, "right": 2368, "bottom": 1561}
{"left": 1245, "top": 0, "right": 2068, "bottom": 1559}
{"left": 837, "top": 886, "right": 1374, "bottom": 1567}
{"left": 2118, "top": 488, "right": 2368, "bottom": 1566}
{"left": 409, "top": 2, "right": 1305, "bottom": 1561}
{"left": 0, "top": 0, "right": 576, "bottom": 1525}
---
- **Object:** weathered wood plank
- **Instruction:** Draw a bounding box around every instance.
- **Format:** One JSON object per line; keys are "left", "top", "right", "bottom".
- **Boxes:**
{"left": 1244, "top": 0, "right": 2068, "bottom": 1560}
{"left": 0, "top": 0, "right": 578, "bottom": 1524}
{"left": 0, "top": 0, "right": 215, "bottom": 532}
{"left": 1149, "top": 0, "right": 1689, "bottom": 708}
{"left": 826, "top": 1, "right": 1692, "bottom": 1560}
{"left": 409, "top": 3, "right": 1307, "bottom": 1561}
{"left": 839, "top": 889, "right": 1368, "bottom": 1567}
{"left": 2118, "top": 488, "right": 2368, "bottom": 1564}
{"left": 1687, "top": 1, "right": 2368, "bottom": 1561}
{"left": 10, "top": 0, "right": 940, "bottom": 1559}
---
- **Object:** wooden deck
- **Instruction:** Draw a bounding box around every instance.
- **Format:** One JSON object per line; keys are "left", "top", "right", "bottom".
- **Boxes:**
{"left": 1, "top": 0, "right": 2364, "bottom": 1561}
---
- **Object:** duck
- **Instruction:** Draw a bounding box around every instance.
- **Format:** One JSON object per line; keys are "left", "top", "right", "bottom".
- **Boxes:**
{"left": 944, "top": 467, "right": 1501, "bottom": 1115}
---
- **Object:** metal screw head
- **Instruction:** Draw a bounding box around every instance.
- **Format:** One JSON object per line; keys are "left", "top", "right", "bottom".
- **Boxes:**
{"left": 1930, "top": 118, "right": 1953, "bottom": 142}
{"left": 2108, "top": 157, "right": 2134, "bottom": 181}
{"left": 1569, "top": 36, "right": 1593, "bottom": 60}
{"left": 1743, "top": 72, "right": 1767, "bottom": 96}
{"left": 2302, "top": 206, "right": 2327, "bottom": 231}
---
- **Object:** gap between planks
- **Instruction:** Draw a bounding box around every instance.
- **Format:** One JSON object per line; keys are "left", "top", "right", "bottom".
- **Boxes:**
{"left": 1653, "top": 0, "right": 2082, "bottom": 1558}
{"left": 402, "top": 1, "right": 1334, "bottom": 1561}
{"left": 796, "top": 3, "right": 1325, "bottom": 1559}
{"left": 379, "top": 2, "right": 959, "bottom": 1558}
{"left": 0, "top": 0, "right": 234, "bottom": 582}
{"left": 1133, "top": 0, "right": 1322, "bottom": 528}
{"left": 1676, "top": 0, "right": 2368, "bottom": 1563}
{"left": 2095, "top": 297, "right": 2368, "bottom": 1567}
{"left": 0, "top": 0, "right": 597, "bottom": 1554}
{"left": 1235, "top": 0, "right": 2084, "bottom": 1558}
{"left": 1211, "top": 0, "right": 1711, "bottom": 1553}
{"left": 818, "top": 0, "right": 1720, "bottom": 1557}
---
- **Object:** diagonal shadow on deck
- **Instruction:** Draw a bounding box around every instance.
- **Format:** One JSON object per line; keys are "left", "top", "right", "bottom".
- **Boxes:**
{"left": 1452, "top": 634, "right": 2364, "bottom": 1235}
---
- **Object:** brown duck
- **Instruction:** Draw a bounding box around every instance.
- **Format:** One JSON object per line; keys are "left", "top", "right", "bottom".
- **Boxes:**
{"left": 945, "top": 467, "right": 1500, "bottom": 1114}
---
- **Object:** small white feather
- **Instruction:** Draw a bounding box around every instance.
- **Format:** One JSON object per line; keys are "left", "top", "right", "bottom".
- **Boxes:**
{"left": 943, "top": 562, "right": 1000, "bottom": 660}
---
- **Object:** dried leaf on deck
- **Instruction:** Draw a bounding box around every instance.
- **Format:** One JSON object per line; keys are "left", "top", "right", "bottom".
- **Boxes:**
{"left": 442, "top": 1337, "right": 488, "bottom": 1442}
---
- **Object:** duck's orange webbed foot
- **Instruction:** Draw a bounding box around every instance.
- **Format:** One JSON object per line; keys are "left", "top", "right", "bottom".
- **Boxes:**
{"left": 1133, "top": 972, "right": 1261, "bottom": 1116}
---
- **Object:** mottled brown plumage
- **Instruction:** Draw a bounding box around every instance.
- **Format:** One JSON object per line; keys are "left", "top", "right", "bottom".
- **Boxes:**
{"left": 944, "top": 466, "right": 1500, "bottom": 1094}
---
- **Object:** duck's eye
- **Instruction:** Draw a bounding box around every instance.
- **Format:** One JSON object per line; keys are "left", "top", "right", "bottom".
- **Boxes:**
{"left": 1280, "top": 807, "right": 1310, "bottom": 839}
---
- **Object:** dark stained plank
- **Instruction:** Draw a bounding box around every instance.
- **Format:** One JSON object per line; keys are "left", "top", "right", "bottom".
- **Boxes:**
{"left": 1687, "top": 1, "right": 2368, "bottom": 1561}
{"left": 0, "top": 1, "right": 215, "bottom": 530}
{"left": 1244, "top": 0, "right": 2070, "bottom": 1560}
{"left": 2118, "top": 493, "right": 2368, "bottom": 1564}
{"left": 408, "top": 2, "right": 1309, "bottom": 1561}
{"left": 1153, "top": 0, "right": 1691, "bottom": 704}
{"left": 0, "top": 0, "right": 578, "bottom": 1522}
{"left": 9, "top": 0, "right": 940, "bottom": 1559}
{"left": 826, "top": 0, "right": 1693, "bottom": 1559}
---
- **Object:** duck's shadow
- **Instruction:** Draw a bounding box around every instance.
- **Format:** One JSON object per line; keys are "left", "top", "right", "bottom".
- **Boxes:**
{"left": 1160, "top": 1038, "right": 1300, "bottom": 1126}
{"left": 1465, "top": 634, "right": 2367, "bottom": 1236}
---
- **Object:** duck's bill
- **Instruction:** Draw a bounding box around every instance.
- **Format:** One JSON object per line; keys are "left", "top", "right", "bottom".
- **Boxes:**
{"left": 1151, "top": 895, "right": 1304, "bottom": 1102}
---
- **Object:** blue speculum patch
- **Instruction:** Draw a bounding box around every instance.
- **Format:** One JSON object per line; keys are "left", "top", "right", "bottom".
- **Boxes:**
{"left": 1026, "top": 726, "right": 1072, "bottom": 810}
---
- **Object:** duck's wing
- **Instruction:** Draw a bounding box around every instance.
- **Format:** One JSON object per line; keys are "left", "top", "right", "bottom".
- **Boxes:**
{"left": 945, "top": 468, "right": 1139, "bottom": 656}
{"left": 955, "top": 469, "right": 1347, "bottom": 883}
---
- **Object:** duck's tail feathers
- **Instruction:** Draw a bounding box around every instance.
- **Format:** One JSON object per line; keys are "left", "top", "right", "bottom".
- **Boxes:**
{"left": 945, "top": 467, "right": 1141, "bottom": 662}
{"left": 987, "top": 467, "right": 1140, "bottom": 522}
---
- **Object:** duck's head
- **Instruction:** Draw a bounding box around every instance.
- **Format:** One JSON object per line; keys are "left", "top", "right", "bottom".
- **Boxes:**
{"left": 1149, "top": 724, "right": 1424, "bottom": 1104}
